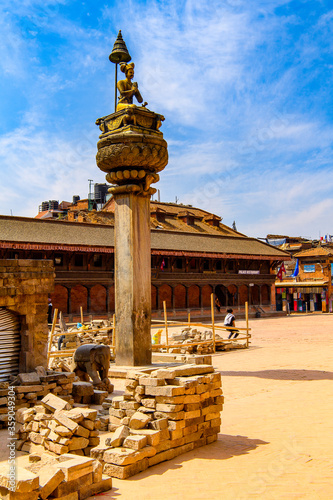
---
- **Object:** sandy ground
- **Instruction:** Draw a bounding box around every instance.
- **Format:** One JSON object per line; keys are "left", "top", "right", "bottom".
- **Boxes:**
{"left": 107, "top": 314, "right": 333, "bottom": 500}
{"left": 1, "top": 314, "right": 333, "bottom": 499}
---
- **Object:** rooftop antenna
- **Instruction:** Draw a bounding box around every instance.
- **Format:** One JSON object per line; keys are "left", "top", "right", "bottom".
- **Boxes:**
{"left": 175, "top": 196, "right": 179, "bottom": 204}
{"left": 158, "top": 189, "right": 160, "bottom": 202}
{"left": 109, "top": 30, "right": 132, "bottom": 112}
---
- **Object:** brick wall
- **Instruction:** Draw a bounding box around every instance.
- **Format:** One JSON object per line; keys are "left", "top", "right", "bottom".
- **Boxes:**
{"left": 0, "top": 259, "right": 55, "bottom": 371}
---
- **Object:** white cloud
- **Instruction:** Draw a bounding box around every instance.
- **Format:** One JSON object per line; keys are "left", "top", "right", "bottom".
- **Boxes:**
{"left": 0, "top": 125, "right": 105, "bottom": 217}
{"left": 0, "top": 0, "right": 332, "bottom": 242}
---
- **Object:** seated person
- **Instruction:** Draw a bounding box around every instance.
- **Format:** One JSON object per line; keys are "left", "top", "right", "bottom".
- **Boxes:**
{"left": 224, "top": 308, "right": 239, "bottom": 339}
{"left": 117, "top": 62, "right": 143, "bottom": 111}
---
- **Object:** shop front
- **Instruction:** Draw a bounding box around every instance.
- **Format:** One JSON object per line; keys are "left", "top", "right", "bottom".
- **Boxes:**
{"left": 275, "top": 281, "right": 329, "bottom": 313}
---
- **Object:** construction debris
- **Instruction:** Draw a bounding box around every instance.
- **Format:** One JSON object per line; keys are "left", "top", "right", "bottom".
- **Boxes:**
{"left": 15, "top": 394, "right": 101, "bottom": 457}
{"left": 0, "top": 369, "right": 77, "bottom": 429}
{"left": 152, "top": 327, "right": 246, "bottom": 354}
{"left": 0, "top": 454, "right": 112, "bottom": 499}
{"left": 51, "top": 319, "right": 114, "bottom": 351}
{"left": 90, "top": 364, "right": 223, "bottom": 479}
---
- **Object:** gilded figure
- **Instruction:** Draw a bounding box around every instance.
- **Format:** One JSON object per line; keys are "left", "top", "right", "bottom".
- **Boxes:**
{"left": 117, "top": 62, "right": 143, "bottom": 111}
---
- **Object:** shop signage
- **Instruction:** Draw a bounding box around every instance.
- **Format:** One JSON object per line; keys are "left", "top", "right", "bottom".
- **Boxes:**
{"left": 238, "top": 270, "right": 260, "bottom": 274}
{"left": 304, "top": 264, "right": 315, "bottom": 273}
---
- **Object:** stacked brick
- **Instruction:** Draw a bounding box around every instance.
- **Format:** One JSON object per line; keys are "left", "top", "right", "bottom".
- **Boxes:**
{"left": 166, "top": 327, "right": 234, "bottom": 354}
{"left": 0, "top": 454, "right": 112, "bottom": 499}
{"left": 15, "top": 394, "right": 100, "bottom": 457}
{"left": 90, "top": 364, "right": 223, "bottom": 479}
{"left": 51, "top": 319, "right": 114, "bottom": 351}
{"left": 0, "top": 371, "right": 76, "bottom": 429}
{"left": 71, "top": 381, "right": 109, "bottom": 406}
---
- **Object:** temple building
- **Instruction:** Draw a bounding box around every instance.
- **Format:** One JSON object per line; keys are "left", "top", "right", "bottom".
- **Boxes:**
{"left": 0, "top": 200, "right": 289, "bottom": 320}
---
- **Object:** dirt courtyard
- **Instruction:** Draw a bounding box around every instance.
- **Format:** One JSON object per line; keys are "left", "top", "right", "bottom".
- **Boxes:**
{"left": 107, "top": 314, "right": 333, "bottom": 500}
{"left": 1, "top": 314, "right": 332, "bottom": 499}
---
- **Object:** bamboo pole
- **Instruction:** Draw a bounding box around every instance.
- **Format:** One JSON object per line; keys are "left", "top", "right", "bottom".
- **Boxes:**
{"left": 163, "top": 301, "right": 169, "bottom": 349}
{"left": 211, "top": 294, "right": 216, "bottom": 352}
{"left": 188, "top": 312, "right": 191, "bottom": 326}
{"left": 245, "top": 301, "right": 249, "bottom": 347}
{"left": 80, "top": 306, "right": 84, "bottom": 324}
{"left": 151, "top": 320, "right": 250, "bottom": 332}
{"left": 47, "top": 308, "right": 58, "bottom": 365}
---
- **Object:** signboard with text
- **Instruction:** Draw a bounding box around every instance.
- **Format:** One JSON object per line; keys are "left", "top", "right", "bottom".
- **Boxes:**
{"left": 238, "top": 270, "right": 260, "bottom": 274}
{"left": 304, "top": 264, "right": 315, "bottom": 273}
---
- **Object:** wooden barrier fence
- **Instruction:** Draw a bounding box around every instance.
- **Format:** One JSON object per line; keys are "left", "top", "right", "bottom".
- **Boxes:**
{"left": 47, "top": 295, "right": 251, "bottom": 362}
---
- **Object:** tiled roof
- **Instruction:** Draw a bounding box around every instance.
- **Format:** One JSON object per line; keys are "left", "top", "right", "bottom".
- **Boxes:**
{"left": 35, "top": 211, "right": 50, "bottom": 219}
{"left": 101, "top": 200, "right": 242, "bottom": 237}
{"left": 0, "top": 215, "right": 289, "bottom": 259}
{"left": 151, "top": 231, "right": 288, "bottom": 258}
{"left": 294, "top": 247, "right": 333, "bottom": 258}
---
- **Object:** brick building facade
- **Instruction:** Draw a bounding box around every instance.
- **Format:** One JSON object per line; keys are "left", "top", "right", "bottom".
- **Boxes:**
{"left": 0, "top": 202, "right": 288, "bottom": 319}
{"left": 275, "top": 246, "right": 333, "bottom": 313}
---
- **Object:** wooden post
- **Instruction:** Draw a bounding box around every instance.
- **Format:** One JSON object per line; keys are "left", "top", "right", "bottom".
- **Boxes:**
{"left": 188, "top": 311, "right": 191, "bottom": 326}
{"left": 112, "top": 313, "right": 116, "bottom": 352}
{"left": 211, "top": 294, "right": 216, "bottom": 352}
{"left": 245, "top": 301, "right": 249, "bottom": 347}
{"left": 163, "top": 300, "right": 169, "bottom": 350}
{"left": 47, "top": 308, "right": 58, "bottom": 366}
{"left": 80, "top": 306, "right": 84, "bottom": 324}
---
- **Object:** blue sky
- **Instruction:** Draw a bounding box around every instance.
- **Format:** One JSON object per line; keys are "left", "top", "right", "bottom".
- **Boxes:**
{"left": 0, "top": 0, "right": 332, "bottom": 238}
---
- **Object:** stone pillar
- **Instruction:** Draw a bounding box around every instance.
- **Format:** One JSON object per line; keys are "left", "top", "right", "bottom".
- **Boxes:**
{"left": 114, "top": 193, "right": 152, "bottom": 365}
{"left": 96, "top": 106, "right": 168, "bottom": 366}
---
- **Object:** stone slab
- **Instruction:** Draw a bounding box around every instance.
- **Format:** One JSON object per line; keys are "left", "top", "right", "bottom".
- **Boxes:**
{"left": 103, "top": 457, "right": 149, "bottom": 479}
{"left": 51, "top": 472, "right": 92, "bottom": 497}
{"left": 0, "top": 465, "right": 39, "bottom": 493}
{"left": 78, "top": 477, "right": 113, "bottom": 500}
{"left": 0, "top": 487, "right": 39, "bottom": 500}
{"left": 38, "top": 466, "right": 65, "bottom": 500}
{"left": 42, "top": 394, "right": 71, "bottom": 412}
{"left": 53, "top": 455, "right": 95, "bottom": 481}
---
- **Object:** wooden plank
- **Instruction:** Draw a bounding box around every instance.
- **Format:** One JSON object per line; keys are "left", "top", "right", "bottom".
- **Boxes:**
{"left": 211, "top": 293, "right": 216, "bottom": 352}
{"left": 47, "top": 308, "right": 58, "bottom": 366}
{"left": 163, "top": 301, "right": 169, "bottom": 349}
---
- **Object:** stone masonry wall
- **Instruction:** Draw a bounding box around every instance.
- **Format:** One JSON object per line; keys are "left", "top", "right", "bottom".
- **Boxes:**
{"left": 0, "top": 259, "right": 55, "bottom": 371}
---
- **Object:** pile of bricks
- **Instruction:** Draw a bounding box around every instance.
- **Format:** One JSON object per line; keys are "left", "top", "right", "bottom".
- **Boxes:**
{"left": 16, "top": 393, "right": 100, "bottom": 457}
{"left": 166, "top": 327, "right": 244, "bottom": 354}
{"left": 90, "top": 364, "right": 223, "bottom": 479}
{"left": 0, "top": 454, "right": 112, "bottom": 499}
{"left": 51, "top": 319, "right": 114, "bottom": 351}
{"left": 0, "top": 371, "right": 76, "bottom": 429}
{"left": 168, "top": 328, "right": 226, "bottom": 354}
{"left": 71, "top": 381, "right": 109, "bottom": 406}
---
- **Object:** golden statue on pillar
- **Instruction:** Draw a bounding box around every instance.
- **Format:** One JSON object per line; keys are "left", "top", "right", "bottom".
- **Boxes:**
{"left": 95, "top": 32, "right": 168, "bottom": 197}
{"left": 95, "top": 32, "right": 169, "bottom": 366}
{"left": 117, "top": 62, "right": 144, "bottom": 111}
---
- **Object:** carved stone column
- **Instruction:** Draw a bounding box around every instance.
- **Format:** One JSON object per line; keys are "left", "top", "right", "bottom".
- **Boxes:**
{"left": 96, "top": 106, "right": 168, "bottom": 365}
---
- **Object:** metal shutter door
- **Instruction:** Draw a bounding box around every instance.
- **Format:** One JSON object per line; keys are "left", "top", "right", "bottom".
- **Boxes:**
{"left": 0, "top": 308, "right": 21, "bottom": 382}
